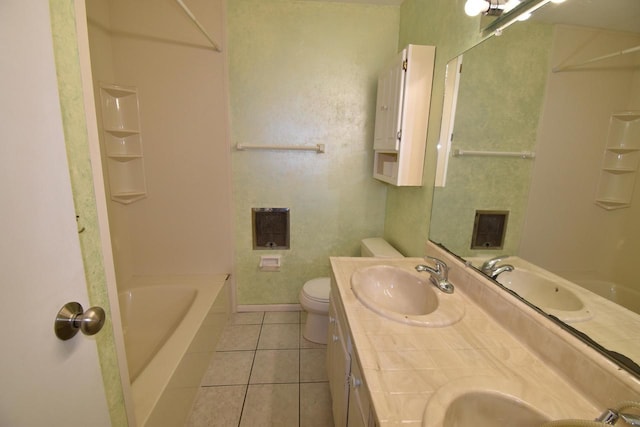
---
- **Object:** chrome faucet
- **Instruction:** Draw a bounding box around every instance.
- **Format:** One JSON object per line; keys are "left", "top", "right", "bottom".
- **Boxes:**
{"left": 415, "top": 256, "right": 454, "bottom": 294}
{"left": 597, "top": 407, "right": 640, "bottom": 426}
{"left": 480, "top": 255, "right": 514, "bottom": 279}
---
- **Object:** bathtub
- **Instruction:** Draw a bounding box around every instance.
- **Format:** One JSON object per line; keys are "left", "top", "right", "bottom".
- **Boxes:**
{"left": 119, "top": 274, "right": 230, "bottom": 427}
{"left": 571, "top": 278, "right": 640, "bottom": 316}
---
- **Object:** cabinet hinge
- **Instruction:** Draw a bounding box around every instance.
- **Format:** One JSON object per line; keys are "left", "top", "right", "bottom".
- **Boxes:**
{"left": 402, "top": 60, "right": 408, "bottom": 71}
{"left": 397, "top": 130, "right": 402, "bottom": 140}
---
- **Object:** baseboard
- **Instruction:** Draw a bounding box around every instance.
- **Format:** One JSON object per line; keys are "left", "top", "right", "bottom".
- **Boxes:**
{"left": 237, "top": 303, "right": 302, "bottom": 312}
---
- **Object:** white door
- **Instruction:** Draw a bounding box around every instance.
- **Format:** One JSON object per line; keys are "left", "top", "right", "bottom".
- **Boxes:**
{"left": 0, "top": 2, "right": 111, "bottom": 426}
{"left": 373, "top": 49, "right": 407, "bottom": 152}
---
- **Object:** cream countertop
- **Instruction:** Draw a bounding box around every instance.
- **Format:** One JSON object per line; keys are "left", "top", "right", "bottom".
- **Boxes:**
{"left": 329, "top": 256, "right": 600, "bottom": 426}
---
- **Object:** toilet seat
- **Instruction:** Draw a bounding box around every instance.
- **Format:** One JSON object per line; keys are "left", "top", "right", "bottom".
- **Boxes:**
{"left": 301, "top": 277, "right": 330, "bottom": 303}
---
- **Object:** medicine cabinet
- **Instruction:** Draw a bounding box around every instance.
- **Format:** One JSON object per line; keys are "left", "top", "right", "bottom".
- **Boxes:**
{"left": 372, "top": 44, "right": 435, "bottom": 186}
{"left": 595, "top": 112, "right": 640, "bottom": 210}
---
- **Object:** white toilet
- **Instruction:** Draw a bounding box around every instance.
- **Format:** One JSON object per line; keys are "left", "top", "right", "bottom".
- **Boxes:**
{"left": 299, "top": 237, "right": 404, "bottom": 344}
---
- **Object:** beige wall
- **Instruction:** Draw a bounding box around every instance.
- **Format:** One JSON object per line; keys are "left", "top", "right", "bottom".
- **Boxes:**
{"left": 520, "top": 25, "right": 640, "bottom": 290}
{"left": 87, "top": 0, "right": 233, "bottom": 284}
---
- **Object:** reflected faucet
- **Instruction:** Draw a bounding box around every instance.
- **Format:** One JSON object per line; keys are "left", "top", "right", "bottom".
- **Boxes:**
{"left": 415, "top": 256, "right": 455, "bottom": 294}
{"left": 480, "top": 255, "right": 515, "bottom": 280}
{"left": 596, "top": 405, "right": 640, "bottom": 426}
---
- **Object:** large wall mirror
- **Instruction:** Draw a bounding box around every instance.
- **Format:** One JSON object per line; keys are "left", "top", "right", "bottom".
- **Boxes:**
{"left": 430, "top": 0, "right": 640, "bottom": 376}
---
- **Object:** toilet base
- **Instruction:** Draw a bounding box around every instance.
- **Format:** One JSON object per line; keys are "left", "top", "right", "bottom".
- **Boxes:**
{"left": 303, "top": 312, "right": 329, "bottom": 344}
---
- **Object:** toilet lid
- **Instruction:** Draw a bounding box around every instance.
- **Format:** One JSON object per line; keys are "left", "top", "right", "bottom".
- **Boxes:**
{"left": 302, "top": 277, "right": 330, "bottom": 302}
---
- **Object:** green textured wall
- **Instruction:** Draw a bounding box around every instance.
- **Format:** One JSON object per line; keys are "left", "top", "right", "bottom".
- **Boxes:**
{"left": 385, "top": 0, "right": 551, "bottom": 257}
{"left": 228, "top": 0, "right": 399, "bottom": 305}
{"left": 384, "top": 0, "right": 488, "bottom": 256}
{"left": 430, "top": 23, "right": 553, "bottom": 257}
{"left": 49, "top": 1, "right": 128, "bottom": 425}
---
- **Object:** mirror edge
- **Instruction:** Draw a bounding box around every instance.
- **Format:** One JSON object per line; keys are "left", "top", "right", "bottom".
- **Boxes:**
{"left": 430, "top": 239, "right": 640, "bottom": 379}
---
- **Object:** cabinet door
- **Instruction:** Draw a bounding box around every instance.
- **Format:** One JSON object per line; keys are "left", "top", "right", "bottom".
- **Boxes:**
{"left": 328, "top": 301, "right": 351, "bottom": 427}
{"left": 373, "top": 49, "right": 407, "bottom": 152}
{"left": 347, "top": 354, "right": 372, "bottom": 427}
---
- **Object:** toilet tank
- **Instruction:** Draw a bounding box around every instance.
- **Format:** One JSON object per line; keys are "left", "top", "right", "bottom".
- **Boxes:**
{"left": 360, "top": 237, "right": 404, "bottom": 258}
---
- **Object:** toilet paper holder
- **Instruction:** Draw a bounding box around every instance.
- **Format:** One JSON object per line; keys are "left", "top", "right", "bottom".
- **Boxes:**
{"left": 259, "top": 255, "right": 282, "bottom": 272}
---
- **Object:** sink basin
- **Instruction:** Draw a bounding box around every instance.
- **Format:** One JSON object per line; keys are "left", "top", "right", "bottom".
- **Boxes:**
{"left": 496, "top": 269, "right": 593, "bottom": 322}
{"left": 442, "top": 391, "right": 550, "bottom": 426}
{"left": 350, "top": 265, "right": 464, "bottom": 327}
{"left": 423, "top": 377, "right": 555, "bottom": 427}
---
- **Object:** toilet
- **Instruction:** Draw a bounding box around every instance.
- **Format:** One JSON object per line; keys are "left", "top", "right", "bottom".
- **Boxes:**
{"left": 299, "top": 237, "right": 404, "bottom": 344}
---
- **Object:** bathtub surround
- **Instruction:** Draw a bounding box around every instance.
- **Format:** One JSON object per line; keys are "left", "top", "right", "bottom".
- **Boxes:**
{"left": 520, "top": 25, "right": 640, "bottom": 290}
{"left": 83, "top": 0, "right": 233, "bottom": 424}
{"left": 86, "top": 0, "right": 233, "bottom": 283}
{"left": 228, "top": 0, "right": 399, "bottom": 305}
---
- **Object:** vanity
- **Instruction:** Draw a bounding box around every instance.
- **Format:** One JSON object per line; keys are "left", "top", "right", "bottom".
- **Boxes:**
{"left": 326, "top": 242, "right": 640, "bottom": 426}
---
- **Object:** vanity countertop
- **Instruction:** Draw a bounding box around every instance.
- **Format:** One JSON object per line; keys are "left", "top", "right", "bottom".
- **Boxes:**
{"left": 329, "top": 256, "right": 599, "bottom": 426}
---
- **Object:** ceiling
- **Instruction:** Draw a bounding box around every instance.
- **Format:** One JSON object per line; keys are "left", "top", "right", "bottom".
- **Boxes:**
{"left": 533, "top": 0, "right": 640, "bottom": 34}
{"left": 300, "top": 0, "right": 405, "bottom": 5}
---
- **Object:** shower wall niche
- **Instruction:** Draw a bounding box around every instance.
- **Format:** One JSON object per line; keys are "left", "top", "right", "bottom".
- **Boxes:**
{"left": 595, "top": 112, "right": 640, "bottom": 210}
{"left": 99, "top": 83, "right": 147, "bottom": 204}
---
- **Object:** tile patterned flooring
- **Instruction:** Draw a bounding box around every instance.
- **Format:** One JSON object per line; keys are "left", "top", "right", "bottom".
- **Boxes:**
{"left": 186, "top": 311, "right": 334, "bottom": 427}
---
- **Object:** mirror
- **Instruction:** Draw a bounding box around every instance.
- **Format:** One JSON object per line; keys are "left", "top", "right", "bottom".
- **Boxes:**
{"left": 430, "top": 0, "right": 640, "bottom": 375}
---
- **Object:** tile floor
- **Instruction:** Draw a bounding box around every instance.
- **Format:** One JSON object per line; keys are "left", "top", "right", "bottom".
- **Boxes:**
{"left": 186, "top": 311, "right": 334, "bottom": 427}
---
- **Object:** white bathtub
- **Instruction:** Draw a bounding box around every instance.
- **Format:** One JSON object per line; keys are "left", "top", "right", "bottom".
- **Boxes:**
{"left": 119, "top": 274, "right": 230, "bottom": 427}
{"left": 572, "top": 278, "right": 640, "bottom": 316}
{"left": 119, "top": 286, "right": 198, "bottom": 382}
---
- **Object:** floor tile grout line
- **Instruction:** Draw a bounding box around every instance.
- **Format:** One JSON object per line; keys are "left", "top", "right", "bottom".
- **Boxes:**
{"left": 299, "top": 315, "right": 302, "bottom": 427}
{"left": 236, "top": 311, "right": 264, "bottom": 427}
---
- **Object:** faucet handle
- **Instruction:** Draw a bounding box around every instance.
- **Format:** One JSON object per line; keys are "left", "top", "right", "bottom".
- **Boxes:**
{"left": 481, "top": 255, "right": 509, "bottom": 270}
{"left": 424, "top": 256, "right": 448, "bottom": 278}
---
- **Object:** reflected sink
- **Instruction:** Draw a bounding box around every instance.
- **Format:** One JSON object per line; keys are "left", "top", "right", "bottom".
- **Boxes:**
{"left": 350, "top": 265, "right": 464, "bottom": 327}
{"left": 496, "top": 269, "right": 593, "bottom": 322}
{"left": 423, "top": 377, "right": 556, "bottom": 427}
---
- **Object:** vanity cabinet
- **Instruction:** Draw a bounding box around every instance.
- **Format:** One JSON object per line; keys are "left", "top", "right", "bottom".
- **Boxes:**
{"left": 98, "top": 83, "right": 147, "bottom": 204}
{"left": 595, "top": 112, "right": 640, "bottom": 210}
{"left": 328, "top": 280, "right": 376, "bottom": 427}
{"left": 372, "top": 44, "right": 435, "bottom": 186}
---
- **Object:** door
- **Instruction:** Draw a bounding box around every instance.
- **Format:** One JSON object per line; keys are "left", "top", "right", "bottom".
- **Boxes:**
{"left": 0, "top": 1, "right": 111, "bottom": 426}
{"left": 373, "top": 49, "right": 407, "bottom": 152}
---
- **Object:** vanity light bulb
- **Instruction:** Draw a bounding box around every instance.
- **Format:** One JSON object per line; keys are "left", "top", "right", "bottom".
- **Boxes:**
{"left": 464, "top": 0, "right": 490, "bottom": 17}
{"left": 503, "top": 0, "right": 521, "bottom": 13}
{"left": 517, "top": 11, "right": 532, "bottom": 20}
{"left": 550, "top": 0, "right": 566, "bottom": 3}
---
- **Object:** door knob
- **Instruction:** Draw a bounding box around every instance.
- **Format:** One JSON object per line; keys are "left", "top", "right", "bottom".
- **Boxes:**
{"left": 54, "top": 302, "right": 106, "bottom": 340}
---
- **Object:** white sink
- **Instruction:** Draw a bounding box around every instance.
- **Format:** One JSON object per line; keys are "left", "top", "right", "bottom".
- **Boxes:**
{"left": 497, "top": 269, "right": 593, "bottom": 322}
{"left": 350, "top": 265, "right": 464, "bottom": 327}
{"left": 423, "top": 377, "right": 557, "bottom": 427}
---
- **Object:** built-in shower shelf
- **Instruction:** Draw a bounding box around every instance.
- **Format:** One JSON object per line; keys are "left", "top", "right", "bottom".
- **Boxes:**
{"left": 104, "top": 129, "right": 140, "bottom": 137}
{"left": 595, "top": 112, "right": 640, "bottom": 210}
{"left": 99, "top": 83, "right": 147, "bottom": 205}
{"left": 110, "top": 192, "right": 147, "bottom": 205}
{"left": 109, "top": 154, "right": 144, "bottom": 162}
{"left": 594, "top": 200, "right": 631, "bottom": 210}
{"left": 602, "top": 168, "right": 635, "bottom": 174}
{"left": 101, "top": 85, "right": 137, "bottom": 97}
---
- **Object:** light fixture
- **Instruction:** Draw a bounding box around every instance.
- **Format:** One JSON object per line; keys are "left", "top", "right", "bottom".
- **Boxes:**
{"left": 464, "top": 0, "right": 506, "bottom": 17}
{"left": 467, "top": 0, "right": 571, "bottom": 36}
